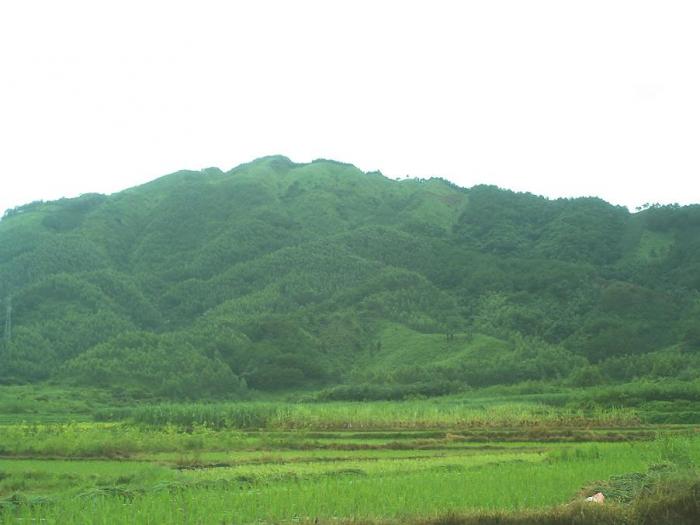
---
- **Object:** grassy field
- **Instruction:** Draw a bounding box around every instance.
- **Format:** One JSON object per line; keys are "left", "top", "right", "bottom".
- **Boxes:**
{"left": 0, "top": 390, "right": 698, "bottom": 523}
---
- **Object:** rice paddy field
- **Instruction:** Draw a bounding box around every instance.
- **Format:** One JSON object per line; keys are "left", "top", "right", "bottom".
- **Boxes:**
{"left": 0, "top": 392, "right": 699, "bottom": 524}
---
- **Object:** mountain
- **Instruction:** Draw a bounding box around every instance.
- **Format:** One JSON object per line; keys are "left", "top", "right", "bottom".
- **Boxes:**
{"left": 1, "top": 155, "right": 699, "bottom": 398}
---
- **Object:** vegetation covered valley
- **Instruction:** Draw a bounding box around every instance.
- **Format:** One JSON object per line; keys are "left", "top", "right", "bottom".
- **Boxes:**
{"left": 1, "top": 156, "right": 699, "bottom": 523}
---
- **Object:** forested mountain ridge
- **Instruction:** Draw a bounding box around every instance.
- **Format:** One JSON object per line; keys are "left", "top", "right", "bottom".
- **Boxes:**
{"left": 1, "top": 155, "right": 699, "bottom": 398}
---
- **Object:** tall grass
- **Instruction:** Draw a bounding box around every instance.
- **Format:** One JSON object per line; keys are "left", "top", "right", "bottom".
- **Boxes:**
{"left": 100, "top": 401, "right": 640, "bottom": 430}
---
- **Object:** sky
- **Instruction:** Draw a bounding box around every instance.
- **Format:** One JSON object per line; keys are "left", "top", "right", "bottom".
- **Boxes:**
{"left": 1, "top": 0, "right": 699, "bottom": 215}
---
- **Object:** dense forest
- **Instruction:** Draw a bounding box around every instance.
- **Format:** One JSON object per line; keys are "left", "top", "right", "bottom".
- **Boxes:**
{"left": 1, "top": 155, "right": 699, "bottom": 398}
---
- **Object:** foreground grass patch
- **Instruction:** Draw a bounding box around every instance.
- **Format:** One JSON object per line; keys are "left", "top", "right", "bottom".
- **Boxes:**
{"left": 1, "top": 435, "right": 697, "bottom": 524}
{"left": 0, "top": 396, "right": 696, "bottom": 524}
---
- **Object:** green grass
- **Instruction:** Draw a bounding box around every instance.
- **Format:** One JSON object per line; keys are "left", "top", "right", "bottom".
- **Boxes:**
{"left": 105, "top": 400, "right": 640, "bottom": 431}
{"left": 630, "top": 229, "right": 675, "bottom": 262}
{"left": 0, "top": 389, "right": 696, "bottom": 523}
{"left": 362, "top": 323, "right": 511, "bottom": 373}
{"left": 0, "top": 385, "right": 115, "bottom": 424}
{"left": 2, "top": 436, "right": 698, "bottom": 524}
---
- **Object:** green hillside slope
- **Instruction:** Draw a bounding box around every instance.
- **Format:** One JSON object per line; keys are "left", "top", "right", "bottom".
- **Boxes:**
{"left": 1, "top": 156, "right": 699, "bottom": 398}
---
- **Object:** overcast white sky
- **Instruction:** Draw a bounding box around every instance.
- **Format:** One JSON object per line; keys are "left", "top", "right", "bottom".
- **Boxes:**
{"left": 1, "top": 1, "right": 699, "bottom": 215}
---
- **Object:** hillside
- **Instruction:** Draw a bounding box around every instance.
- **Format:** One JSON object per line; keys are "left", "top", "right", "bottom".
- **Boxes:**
{"left": 1, "top": 155, "right": 699, "bottom": 398}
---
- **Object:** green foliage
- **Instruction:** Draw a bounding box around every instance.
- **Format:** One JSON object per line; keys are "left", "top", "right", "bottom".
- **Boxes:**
{"left": 61, "top": 332, "right": 245, "bottom": 399}
{"left": 1, "top": 156, "right": 699, "bottom": 395}
{"left": 568, "top": 366, "right": 606, "bottom": 387}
